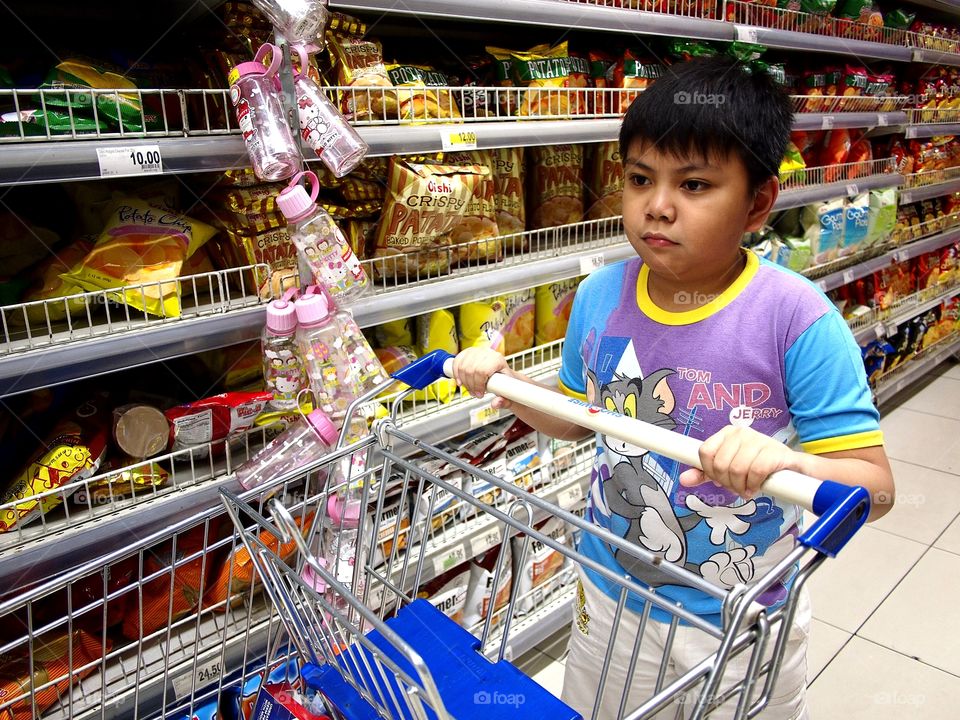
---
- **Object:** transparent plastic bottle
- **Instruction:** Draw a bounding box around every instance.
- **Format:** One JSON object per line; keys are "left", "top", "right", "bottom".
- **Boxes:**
{"left": 262, "top": 289, "right": 308, "bottom": 411}
{"left": 279, "top": 173, "right": 370, "bottom": 304}
{"left": 229, "top": 47, "right": 302, "bottom": 182}
{"left": 236, "top": 408, "right": 337, "bottom": 491}
{"left": 289, "top": 45, "right": 368, "bottom": 177}
{"left": 251, "top": 0, "right": 329, "bottom": 44}
{"left": 322, "top": 489, "right": 365, "bottom": 611}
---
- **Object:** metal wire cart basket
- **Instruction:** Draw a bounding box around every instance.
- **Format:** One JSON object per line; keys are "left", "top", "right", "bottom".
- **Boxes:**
{"left": 218, "top": 350, "right": 871, "bottom": 720}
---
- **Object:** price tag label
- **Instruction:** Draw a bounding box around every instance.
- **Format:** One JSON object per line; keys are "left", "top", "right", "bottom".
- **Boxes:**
{"left": 877, "top": 114, "right": 889, "bottom": 127}
{"left": 734, "top": 25, "right": 759, "bottom": 43}
{"left": 815, "top": 279, "right": 828, "bottom": 291}
{"left": 894, "top": 250, "right": 909, "bottom": 263}
{"left": 470, "top": 403, "right": 500, "bottom": 428}
{"left": 171, "top": 659, "right": 223, "bottom": 700}
{"left": 901, "top": 192, "right": 913, "bottom": 204}
{"left": 473, "top": 528, "right": 501, "bottom": 556}
{"left": 579, "top": 253, "right": 604, "bottom": 275}
{"left": 886, "top": 322, "right": 900, "bottom": 336}
{"left": 439, "top": 545, "right": 466, "bottom": 572}
{"left": 874, "top": 322, "right": 885, "bottom": 338}
{"left": 441, "top": 129, "right": 478, "bottom": 151}
{"left": 846, "top": 183, "right": 859, "bottom": 197}
{"left": 560, "top": 483, "right": 585, "bottom": 507}
{"left": 821, "top": 115, "right": 835, "bottom": 130}
{"left": 843, "top": 269, "right": 855, "bottom": 285}
{"left": 96, "top": 144, "right": 163, "bottom": 178}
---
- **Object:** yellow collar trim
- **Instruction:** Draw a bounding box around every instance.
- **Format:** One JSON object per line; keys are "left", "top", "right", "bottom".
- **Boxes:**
{"left": 636, "top": 250, "right": 759, "bottom": 326}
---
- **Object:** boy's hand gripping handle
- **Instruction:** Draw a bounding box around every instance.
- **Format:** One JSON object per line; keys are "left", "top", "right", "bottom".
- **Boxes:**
{"left": 392, "top": 350, "right": 870, "bottom": 556}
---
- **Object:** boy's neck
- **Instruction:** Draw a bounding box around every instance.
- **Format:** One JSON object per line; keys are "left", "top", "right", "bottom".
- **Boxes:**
{"left": 645, "top": 250, "right": 748, "bottom": 313}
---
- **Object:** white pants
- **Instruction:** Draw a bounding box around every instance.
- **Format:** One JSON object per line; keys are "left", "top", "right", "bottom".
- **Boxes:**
{"left": 560, "top": 570, "right": 810, "bottom": 720}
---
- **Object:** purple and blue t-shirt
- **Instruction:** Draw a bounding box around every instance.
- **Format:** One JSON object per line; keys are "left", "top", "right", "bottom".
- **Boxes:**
{"left": 558, "top": 250, "right": 882, "bottom": 624}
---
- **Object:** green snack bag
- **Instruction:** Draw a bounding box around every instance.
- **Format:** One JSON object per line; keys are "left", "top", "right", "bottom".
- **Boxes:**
{"left": 0, "top": 109, "right": 109, "bottom": 136}
{"left": 800, "top": 0, "right": 837, "bottom": 15}
{"left": 669, "top": 40, "right": 718, "bottom": 62}
{"left": 36, "top": 59, "right": 154, "bottom": 130}
{"left": 726, "top": 42, "right": 767, "bottom": 63}
{"left": 836, "top": 0, "right": 872, "bottom": 21}
{"left": 779, "top": 142, "right": 807, "bottom": 185}
{"left": 867, "top": 188, "right": 898, "bottom": 246}
{"left": 884, "top": 8, "right": 915, "bottom": 29}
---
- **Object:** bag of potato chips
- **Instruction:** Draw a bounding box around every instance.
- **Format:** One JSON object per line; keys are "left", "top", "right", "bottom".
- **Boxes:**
{"left": 20, "top": 238, "right": 93, "bottom": 325}
{"left": 491, "top": 147, "right": 526, "bottom": 249}
{"left": 61, "top": 200, "right": 217, "bottom": 317}
{"left": 417, "top": 310, "right": 458, "bottom": 403}
{"left": 586, "top": 142, "right": 624, "bottom": 220}
{"left": 223, "top": 224, "right": 299, "bottom": 299}
{"left": 529, "top": 145, "right": 584, "bottom": 229}
{"left": 328, "top": 34, "right": 398, "bottom": 121}
{"left": 386, "top": 64, "right": 462, "bottom": 122}
{"left": 374, "top": 158, "right": 487, "bottom": 279}
{"left": 510, "top": 42, "right": 589, "bottom": 117}
{"left": 613, "top": 51, "right": 663, "bottom": 114}
{"left": 443, "top": 151, "right": 500, "bottom": 264}
{"left": 535, "top": 278, "right": 580, "bottom": 345}
{"left": 459, "top": 289, "right": 535, "bottom": 356}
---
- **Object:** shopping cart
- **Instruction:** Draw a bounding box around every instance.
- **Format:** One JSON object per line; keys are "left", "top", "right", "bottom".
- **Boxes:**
{"left": 220, "top": 350, "right": 871, "bottom": 720}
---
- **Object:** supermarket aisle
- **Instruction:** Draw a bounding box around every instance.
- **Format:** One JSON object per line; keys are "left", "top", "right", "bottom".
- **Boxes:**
{"left": 517, "top": 358, "right": 960, "bottom": 718}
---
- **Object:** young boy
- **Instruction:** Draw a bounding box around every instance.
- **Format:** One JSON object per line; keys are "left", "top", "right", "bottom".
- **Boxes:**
{"left": 453, "top": 56, "right": 895, "bottom": 718}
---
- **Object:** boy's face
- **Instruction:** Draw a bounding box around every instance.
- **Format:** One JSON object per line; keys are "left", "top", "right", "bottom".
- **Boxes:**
{"left": 622, "top": 140, "right": 775, "bottom": 289}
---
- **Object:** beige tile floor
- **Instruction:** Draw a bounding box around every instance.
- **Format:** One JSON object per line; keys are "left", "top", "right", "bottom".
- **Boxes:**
{"left": 517, "top": 357, "right": 960, "bottom": 718}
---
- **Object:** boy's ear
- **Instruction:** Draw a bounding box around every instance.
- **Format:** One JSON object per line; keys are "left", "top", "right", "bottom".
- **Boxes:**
{"left": 744, "top": 176, "right": 779, "bottom": 233}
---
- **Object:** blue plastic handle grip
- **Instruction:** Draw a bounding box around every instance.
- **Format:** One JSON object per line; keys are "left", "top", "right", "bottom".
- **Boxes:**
{"left": 391, "top": 349, "right": 455, "bottom": 390}
{"left": 798, "top": 480, "right": 871, "bottom": 557}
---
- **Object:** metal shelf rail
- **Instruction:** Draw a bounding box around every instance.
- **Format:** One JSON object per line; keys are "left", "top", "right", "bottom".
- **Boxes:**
{"left": 900, "top": 171, "right": 960, "bottom": 204}
{"left": 873, "top": 334, "right": 960, "bottom": 405}
{"left": 849, "top": 282, "right": 960, "bottom": 343}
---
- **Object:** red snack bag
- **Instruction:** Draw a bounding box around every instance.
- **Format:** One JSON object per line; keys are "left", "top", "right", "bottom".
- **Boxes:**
{"left": 846, "top": 138, "right": 873, "bottom": 179}
{"left": 791, "top": 130, "right": 825, "bottom": 167}
{"left": 799, "top": 70, "right": 827, "bottom": 113}
{"left": 165, "top": 390, "right": 273, "bottom": 456}
{"left": 820, "top": 129, "right": 852, "bottom": 182}
{"left": 613, "top": 50, "right": 663, "bottom": 114}
{"left": 588, "top": 50, "right": 615, "bottom": 114}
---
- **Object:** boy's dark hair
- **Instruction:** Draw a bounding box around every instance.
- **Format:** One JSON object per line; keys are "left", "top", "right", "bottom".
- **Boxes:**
{"left": 619, "top": 55, "right": 793, "bottom": 191}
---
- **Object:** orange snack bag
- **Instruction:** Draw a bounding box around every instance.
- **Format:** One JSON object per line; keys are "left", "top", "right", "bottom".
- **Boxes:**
{"left": 529, "top": 144, "right": 584, "bottom": 229}
{"left": 491, "top": 147, "right": 526, "bottom": 250}
{"left": 613, "top": 50, "right": 663, "bottom": 114}
{"left": 443, "top": 151, "right": 501, "bottom": 264}
{"left": 0, "top": 630, "right": 106, "bottom": 720}
{"left": 510, "top": 42, "right": 589, "bottom": 117}
{"left": 61, "top": 200, "right": 216, "bottom": 317}
{"left": 586, "top": 142, "right": 624, "bottom": 220}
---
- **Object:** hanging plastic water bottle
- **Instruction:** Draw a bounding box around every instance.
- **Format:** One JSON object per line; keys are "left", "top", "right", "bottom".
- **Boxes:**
{"left": 288, "top": 44, "right": 368, "bottom": 177}
{"left": 251, "top": 0, "right": 329, "bottom": 44}
{"left": 230, "top": 46, "right": 302, "bottom": 182}
{"left": 322, "top": 486, "right": 365, "bottom": 611}
{"left": 278, "top": 171, "right": 370, "bottom": 304}
{"left": 262, "top": 288, "right": 308, "bottom": 411}
{"left": 235, "top": 407, "right": 338, "bottom": 491}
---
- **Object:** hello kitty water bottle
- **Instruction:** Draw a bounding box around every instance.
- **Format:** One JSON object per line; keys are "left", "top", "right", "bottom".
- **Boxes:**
{"left": 278, "top": 171, "right": 370, "bottom": 304}
{"left": 262, "top": 288, "right": 308, "bottom": 411}
{"left": 230, "top": 46, "right": 303, "bottom": 182}
{"left": 289, "top": 44, "right": 368, "bottom": 177}
{"left": 251, "top": 0, "right": 329, "bottom": 44}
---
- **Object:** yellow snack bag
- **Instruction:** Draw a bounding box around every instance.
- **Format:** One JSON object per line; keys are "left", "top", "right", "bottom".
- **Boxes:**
{"left": 443, "top": 151, "right": 500, "bottom": 264}
{"left": 20, "top": 239, "right": 93, "bottom": 325}
{"left": 374, "top": 158, "right": 487, "bottom": 279}
{"left": 327, "top": 34, "right": 398, "bottom": 121}
{"left": 510, "top": 42, "right": 589, "bottom": 117}
{"left": 224, "top": 225, "right": 299, "bottom": 299}
{"left": 491, "top": 147, "right": 526, "bottom": 247}
{"left": 61, "top": 200, "right": 217, "bottom": 317}
{"left": 375, "top": 318, "right": 415, "bottom": 348}
{"left": 586, "top": 142, "right": 624, "bottom": 220}
{"left": 385, "top": 64, "right": 462, "bottom": 123}
{"left": 459, "top": 289, "right": 534, "bottom": 356}
{"left": 416, "top": 309, "right": 458, "bottom": 403}
{"left": 529, "top": 145, "right": 584, "bottom": 229}
{"left": 535, "top": 278, "right": 580, "bottom": 345}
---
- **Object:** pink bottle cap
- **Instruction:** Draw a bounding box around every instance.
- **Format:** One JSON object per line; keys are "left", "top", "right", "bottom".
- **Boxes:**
{"left": 277, "top": 171, "right": 320, "bottom": 222}
{"left": 294, "top": 291, "right": 332, "bottom": 327}
{"left": 233, "top": 61, "right": 271, "bottom": 78}
{"left": 265, "top": 287, "right": 299, "bottom": 335}
{"left": 301, "top": 558, "right": 328, "bottom": 593}
{"left": 327, "top": 494, "right": 361, "bottom": 528}
{"left": 306, "top": 408, "right": 338, "bottom": 446}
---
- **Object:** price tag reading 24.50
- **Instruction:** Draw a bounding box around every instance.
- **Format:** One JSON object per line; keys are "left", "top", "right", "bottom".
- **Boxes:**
{"left": 441, "top": 130, "right": 478, "bottom": 151}
{"left": 97, "top": 144, "right": 163, "bottom": 178}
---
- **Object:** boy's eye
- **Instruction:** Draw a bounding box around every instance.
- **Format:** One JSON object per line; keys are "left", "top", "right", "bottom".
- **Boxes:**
{"left": 628, "top": 174, "right": 650, "bottom": 187}
{"left": 682, "top": 179, "right": 709, "bottom": 192}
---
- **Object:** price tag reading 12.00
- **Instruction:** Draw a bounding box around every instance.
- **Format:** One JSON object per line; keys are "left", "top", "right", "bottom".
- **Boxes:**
{"left": 441, "top": 130, "right": 478, "bottom": 152}
{"left": 96, "top": 145, "right": 163, "bottom": 178}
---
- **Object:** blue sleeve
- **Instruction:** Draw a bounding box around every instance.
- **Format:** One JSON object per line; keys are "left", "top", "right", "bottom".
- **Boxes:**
{"left": 558, "top": 280, "right": 588, "bottom": 399}
{"left": 784, "top": 309, "right": 883, "bottom": 454}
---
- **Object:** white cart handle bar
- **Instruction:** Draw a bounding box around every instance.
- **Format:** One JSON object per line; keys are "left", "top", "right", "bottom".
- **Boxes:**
{"left": 391, "top": 350, "right": 871, "bottom": 557}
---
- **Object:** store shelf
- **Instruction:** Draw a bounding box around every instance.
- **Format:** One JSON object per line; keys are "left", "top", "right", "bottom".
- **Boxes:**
{"left": 330, "top": 0, "right": 732, "bottom": 40}
{"left": 912, "top": 48, "right": 960, "bottom": 65}
{"left": 900, "top": 0, "right": 960, "bottom": 14}
{"left": 774, "top": 173, "right": 903, "bottom": 211}
{"left": 743, "top": 24, "right": 913, "bottom": 61}
{"left": 900, "top": 177, "right": 960, "bottom": 204}
{"left": 793, "top": 112, "right": 906, "bottom": 132}
{"left": 495, "top": 585, "right": 576, "bottom": 663}
{"left": 906, "top": 122, "right": 960, "bottom": 139}
{"left": 812, "top": 226, "right": 960, "bottom": 293}
{"left": 874, "top": 336, "right": 960, "bottom": 405}
{"left": 0, "top": 135, "right": 249, "bottom": 187}
{"left": 850, "top": 283, "right": 960, "bottom": 343}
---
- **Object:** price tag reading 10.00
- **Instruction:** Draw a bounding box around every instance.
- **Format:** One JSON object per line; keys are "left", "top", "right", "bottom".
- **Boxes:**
{"left": 97, "top": 145, "right": 163, "bottom": 178}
